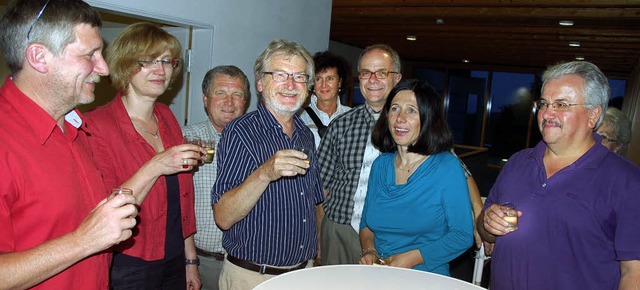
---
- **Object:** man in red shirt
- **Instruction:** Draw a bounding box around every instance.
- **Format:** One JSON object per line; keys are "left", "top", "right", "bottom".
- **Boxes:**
{"left": 0, "top": 0, "right": 138, "bottom": 289}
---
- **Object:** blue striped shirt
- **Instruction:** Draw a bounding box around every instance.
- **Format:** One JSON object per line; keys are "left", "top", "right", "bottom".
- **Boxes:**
{"left": 211, "top": 103, "right": 324, "bottom": 266}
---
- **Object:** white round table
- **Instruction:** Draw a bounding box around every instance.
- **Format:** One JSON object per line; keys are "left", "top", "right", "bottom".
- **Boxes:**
{"left": 254, "top": 264, "right": 485, "bottom": 290}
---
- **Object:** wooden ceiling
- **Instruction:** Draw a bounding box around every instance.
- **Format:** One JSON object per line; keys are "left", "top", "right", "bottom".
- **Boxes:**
{"left": 330, "top": 0, "right": 640, "bottom": 77}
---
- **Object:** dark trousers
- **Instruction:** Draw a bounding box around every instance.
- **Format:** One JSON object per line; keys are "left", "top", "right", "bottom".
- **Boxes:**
{"left": 110, "top": 254, "right": 186, "bottom": 290}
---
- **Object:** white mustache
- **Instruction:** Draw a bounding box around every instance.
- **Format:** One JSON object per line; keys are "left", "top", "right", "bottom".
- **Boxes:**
{"left": 542, "top": 119, "right": 562, "bottom": 128}
{"left": 86, "top": 75, "right": 101, "bottom": 83}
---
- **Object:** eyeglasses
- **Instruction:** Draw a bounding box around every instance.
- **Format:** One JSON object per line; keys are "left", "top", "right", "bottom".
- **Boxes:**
{"left": 534, "top": 100, "right": 587, "bottom": 111}
{"left": 138, "top": 58, "right": 179, "bottom": 69}
{"left": 358, "top": 70, "right": 398, "bottom": 80}
{"left": 27, "top": 0, "right": 51, "bottom": 41}
{"left": 597, "top": 133, "right": 619, "bottom": 144}
{"left": 263, "top": 71, "right": 309, "bottom": 83}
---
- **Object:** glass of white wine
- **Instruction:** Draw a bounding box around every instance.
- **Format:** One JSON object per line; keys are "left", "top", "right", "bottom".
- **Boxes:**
{"left": 202, "top": 139, "right": 215, "bottom": 164}
{"left": 501, "top": 202, "right": 518, "bottom": 232}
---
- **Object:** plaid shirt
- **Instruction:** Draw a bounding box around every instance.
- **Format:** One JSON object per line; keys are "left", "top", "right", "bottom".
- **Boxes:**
{"left": 182, "top": 121, "right": 224, "bottom": 254}
{"left": 318, "top": 104, "right": 379, "bottom": 224}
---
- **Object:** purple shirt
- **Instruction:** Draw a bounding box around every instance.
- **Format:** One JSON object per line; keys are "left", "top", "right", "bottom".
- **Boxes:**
{"left": 484, "top": 134, "right": 640, "bottom": 290}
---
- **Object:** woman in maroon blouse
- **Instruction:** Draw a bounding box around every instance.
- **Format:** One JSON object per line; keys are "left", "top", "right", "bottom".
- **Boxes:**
{"left": 85, "top": 22, "right": 203, "bottom": 290}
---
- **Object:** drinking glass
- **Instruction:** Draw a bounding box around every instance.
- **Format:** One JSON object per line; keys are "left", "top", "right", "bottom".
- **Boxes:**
{"left": 186, "top": 136, "right": 204, "bottom": 166}
{"left": 202, "top": 139, "right": 215, "bottom": 164}
{"left": 294, "top": 145, "right": 311, "bottom": 165}
{"left": 501, "top": 202, "right": 518, "bottom": 232}
{"left": 187, "top": 136, "right": 202, "bottom": 147}
{"left": 112, "top": 188, "right": 133, "bottom": 196}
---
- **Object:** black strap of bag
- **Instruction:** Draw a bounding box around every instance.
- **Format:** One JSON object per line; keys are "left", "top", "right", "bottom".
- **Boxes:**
{"left": 304, "top": 107, "right": 328, "bottom": 138}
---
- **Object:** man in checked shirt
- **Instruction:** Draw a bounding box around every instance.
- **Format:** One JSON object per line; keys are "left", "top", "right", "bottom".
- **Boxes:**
{"left": 317, "top": 44, "right": 403, "bottom": 265}
{"left": 182, "top": 65, "right": 250, "bottom": 290}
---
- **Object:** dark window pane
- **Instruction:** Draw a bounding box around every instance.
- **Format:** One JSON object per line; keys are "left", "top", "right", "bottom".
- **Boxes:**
{"left": 486, "top": 72, "right": 535, "bottom": 160}
{"left": 608, "top": 79, "right": 626, "bottom": 109}
{"left": 446, "top": 69, "right": 488, "bottom": 146}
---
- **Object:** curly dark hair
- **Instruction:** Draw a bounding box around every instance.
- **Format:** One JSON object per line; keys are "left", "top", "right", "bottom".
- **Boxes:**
{"left": 312, "top": 51, "right": 352, "bottom": 98}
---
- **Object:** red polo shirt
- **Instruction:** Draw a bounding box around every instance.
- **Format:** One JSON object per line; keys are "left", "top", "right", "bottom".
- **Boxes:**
{"left": 85, "top": 94, "right": 196, "bottom": 261}
{"left": 0, "top": 78, "right": 110, "bottom": 289}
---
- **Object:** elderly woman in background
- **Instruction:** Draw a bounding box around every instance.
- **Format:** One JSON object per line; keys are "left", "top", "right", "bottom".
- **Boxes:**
{"left": 596, "top": 107, "right": 632, "bottom": 155}
{"left": 298, "top": 51, "right": 352, "bottom": 148}
{"left": 85, "top": 23, "right": 202, "bottom": 289}
{"left": 359, "top": 79, "right": 473, "bottom": 276}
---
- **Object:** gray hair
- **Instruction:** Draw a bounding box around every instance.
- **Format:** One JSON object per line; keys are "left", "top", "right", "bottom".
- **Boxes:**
{"left": 202, "top": 65, "right": 251, "bottom": 105}
{"left": 357, "top": 44, "right": 402, "bottom": 73}
{"left": 0, "top": 0, "right": 102, "bottom": 75}
{"left": 541, "top": 61, "right": 610, "bottom": 127}
{"left": 253, "top": 39, "right": 315, "bottom": 98}
{"left": 601, "top": 107, "right": 632, "bottom": 154}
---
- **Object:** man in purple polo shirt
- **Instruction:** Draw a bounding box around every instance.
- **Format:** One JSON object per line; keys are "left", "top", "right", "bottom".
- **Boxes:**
{"left": 478, "top": 61, "right": 640, "bottom": 290}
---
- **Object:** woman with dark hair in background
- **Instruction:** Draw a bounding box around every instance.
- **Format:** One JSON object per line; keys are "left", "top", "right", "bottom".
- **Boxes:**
{"left": 85, "top": 22, "right": 203, "bottom": 289}
{"left": 298, "top": 51, "right": 352, "bottom": 148}
{"left": 359, "top": 79, "right": 473, "bottom": 276}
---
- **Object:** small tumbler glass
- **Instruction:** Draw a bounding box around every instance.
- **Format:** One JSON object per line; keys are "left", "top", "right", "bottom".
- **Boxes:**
{"left": 501, "top": 202, "right": 518, "bottom": 232}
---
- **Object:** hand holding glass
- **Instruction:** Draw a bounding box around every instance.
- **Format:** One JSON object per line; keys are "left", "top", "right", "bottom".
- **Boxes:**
{"left": 111, "top": 188, "right": 135, "bottom": 216}
{"left": 294, "top": 145, "right": 310, "bottom": 165}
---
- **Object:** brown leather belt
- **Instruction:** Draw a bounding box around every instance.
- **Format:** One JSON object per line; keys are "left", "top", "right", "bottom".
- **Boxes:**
{"left": 195, "top": 248, "right": 225, "bottom": 261}
{"left": 226, "top": 255, "right": 307, "bottom": 275}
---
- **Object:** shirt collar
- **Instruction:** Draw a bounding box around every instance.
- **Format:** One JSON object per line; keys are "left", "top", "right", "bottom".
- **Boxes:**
{"left": 107, "top": 93, "right": 167, "bottom": 143}
{"left": 257, "top": 102, "right": 308, "bottom": 135}
{"left": 3, "top": 77, "right": 85, "bottom": 144}
{"left": 363, "top": 103, "right": 378, "bottom": 123}
{"left": 309, "top": 94, "right": 345, "bottom": 111}
{"left": 531, "top": 132, "right": 609, "bottom": 170}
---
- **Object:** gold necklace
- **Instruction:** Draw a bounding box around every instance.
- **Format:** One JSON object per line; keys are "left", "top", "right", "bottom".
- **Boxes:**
{"left": 133, "top": 115, "right": 159, "bottom": 139}
{"left": 395, "top": 155, "right": 426, "bottom": 173}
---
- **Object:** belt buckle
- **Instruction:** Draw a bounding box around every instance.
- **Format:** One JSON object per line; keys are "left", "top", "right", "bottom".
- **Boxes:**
{"left": 259, "top": 264, "right": 267, "bottom": 275}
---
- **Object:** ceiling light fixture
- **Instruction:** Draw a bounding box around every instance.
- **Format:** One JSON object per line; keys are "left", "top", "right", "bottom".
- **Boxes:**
{"left": 559, "top": 20, "right": 574, "bottom": 26}
{"left": 436, "top": 18, "right": 444, "bottom": 25}
{"left": 462, "top": 59, "right": 470, "bottom": 63}
{"left": 569, "top": 41, "right": 581, "bottom": 47}
{"left": 575, "top": 56, "right": 585, "bottom": 61}
{"left": 406, "top": 35, "right": 417, "bottom": 41}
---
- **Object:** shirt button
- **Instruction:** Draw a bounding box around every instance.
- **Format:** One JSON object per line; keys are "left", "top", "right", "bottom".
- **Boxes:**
{"left": 542, "top": 183, "right": 547, "bottom": 187}
{"left": 303, "top": 219, "right": 307, "bottom": 223}
{"left": 300, "top": 245, "right": 304, "bottom": 249}
{"left": 300, "top": 192, "right": 304, "bottom": 195}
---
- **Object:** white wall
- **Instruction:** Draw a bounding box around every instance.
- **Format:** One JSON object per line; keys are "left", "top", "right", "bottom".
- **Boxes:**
{"left": 87, "top": 0, "right": 332, "bottom": 125}
{"left": 329, "top": 40, "right": 364, "bottom": 76}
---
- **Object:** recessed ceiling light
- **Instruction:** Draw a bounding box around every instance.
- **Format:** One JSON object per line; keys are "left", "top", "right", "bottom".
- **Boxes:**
{"left": 436, "top": 18, "right": 444, "bottom": 25}
{"left": 406, "top": 35, "right": 417, "bottom": 41}
{"left": 575, "top": 56, "right": 585, "bottom": 61}
{"left": 559, "top": 20, "right": 574, "bottom": 26}
{"left": 462, "top": 59, "right": 470, "bottom": 63}
{"left": 569, "top": 41, "right": 581, "bottom": 47}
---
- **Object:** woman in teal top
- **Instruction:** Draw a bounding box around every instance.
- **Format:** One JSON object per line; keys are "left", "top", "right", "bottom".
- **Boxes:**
{"left": 359, "top": 79, "right": 473, "bottom": 276}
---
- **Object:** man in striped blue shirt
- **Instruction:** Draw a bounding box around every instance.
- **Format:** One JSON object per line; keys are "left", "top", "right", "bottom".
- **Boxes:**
{"left": 212, "top": 39, "right": 324, "bottom": 290}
